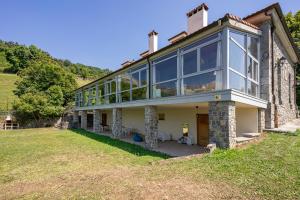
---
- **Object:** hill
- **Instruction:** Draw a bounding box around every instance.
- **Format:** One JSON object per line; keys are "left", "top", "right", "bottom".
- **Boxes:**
{"left": 0, "top": 40, "right": 110, "bottom": 79}
{"left": 0, "top": 73, "right": 18, "bottom": 111}
{"left": 0, "top": 73, "right": 94, "bottom": 112}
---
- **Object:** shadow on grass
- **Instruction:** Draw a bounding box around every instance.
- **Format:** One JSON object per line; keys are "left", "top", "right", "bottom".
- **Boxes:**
{"left": 70, "top": 128, "right": 170, "bottom": 159}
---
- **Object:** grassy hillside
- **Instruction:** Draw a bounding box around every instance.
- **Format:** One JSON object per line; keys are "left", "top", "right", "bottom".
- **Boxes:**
{"left": 0, "top": 73, "right": 18, "bottom": 111}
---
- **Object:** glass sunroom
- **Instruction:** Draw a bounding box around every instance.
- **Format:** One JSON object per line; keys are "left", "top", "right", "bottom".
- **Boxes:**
{"left": 75, "top": 27, "right": 260, "bottom": 107}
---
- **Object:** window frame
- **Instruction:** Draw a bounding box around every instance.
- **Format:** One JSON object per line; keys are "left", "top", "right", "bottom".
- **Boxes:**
{"left": 228, "top": 28, "right": 260, "bottom": 97}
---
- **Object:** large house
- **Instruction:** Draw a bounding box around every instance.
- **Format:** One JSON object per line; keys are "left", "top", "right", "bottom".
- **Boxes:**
{"left": 73, "top": 3, "right": 299, "bottom": 149}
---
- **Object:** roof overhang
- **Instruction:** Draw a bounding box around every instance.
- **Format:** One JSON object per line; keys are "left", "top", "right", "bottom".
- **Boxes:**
{"left": 244, "top": 3, "right": 300, "bottom": 64}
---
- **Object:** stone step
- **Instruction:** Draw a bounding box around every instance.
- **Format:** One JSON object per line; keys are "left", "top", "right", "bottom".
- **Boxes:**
{"left": 241, "top": 132, "right": 261, "bottom": 138}
{"left": 235, "top": 136, "right": 253, "bottom": 144}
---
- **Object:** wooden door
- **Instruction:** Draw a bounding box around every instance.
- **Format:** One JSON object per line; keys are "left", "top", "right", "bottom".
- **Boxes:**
{"left": 197, "top": 114, "right": 209, "bottom": 146}
{"left": 102, "top": 113, "right": 107, "bottom": 126}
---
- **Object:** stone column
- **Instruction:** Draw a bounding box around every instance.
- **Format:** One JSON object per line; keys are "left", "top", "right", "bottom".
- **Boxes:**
{"left": 112, "top": 108, "right": 122, "bottom": 138}
{"left": 81, "top": 110, "right": 87, "bottom": 130}
{"left": 72, "top": 111, "right": 79, "bottom": 128}
{"left": 265, "top": 103, "right": 275, "bottom": 129}
{"left": 93, "top": 109, "right": 101, "bottom": 133}
{"left": 144, "top": 106, "right": 158, "bottom": 149}
{"left": 258, "top": 108, "right": 265, "bottom": 133}
{"left": 208, "top": 101, "right": 236, "bottom": 148}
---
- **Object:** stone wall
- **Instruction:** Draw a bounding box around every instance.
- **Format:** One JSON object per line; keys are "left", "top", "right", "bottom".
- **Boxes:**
{"left": 80, "top": 110, "right": 87, "bottom": 129}
{"left": 273, "top": 34, "right": 297, "bottom": 126}
{"left": 259, "top": 20, "right": 297, "bottom": 128}
{"left": 93, "top": 110, "right": 101, "bottom": 133}
{"left": 208, "top": 101, "right": 236, "bottom": 148}
{"left": 112, "top": 108, "right": 122, "bottom": 138}
{"left": 144, "top": 106, "right": 158, "bottom": 149}
{"left": 258, "top": 108, "right": 265, "bottom": 133}
{"left": 72, "top": 111, "right": 79, "bottom": 128}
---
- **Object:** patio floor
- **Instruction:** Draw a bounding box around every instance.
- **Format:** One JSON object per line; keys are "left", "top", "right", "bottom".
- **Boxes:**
{"left": 265, "top": 118, "right": 300, "bottom": 133}
{"left": 89, "top": 129, "right": 208, "bottom": 157}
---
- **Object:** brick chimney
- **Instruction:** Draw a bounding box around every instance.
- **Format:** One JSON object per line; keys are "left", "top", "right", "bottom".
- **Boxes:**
{"left": 187, "top": 3, "right": 208, "bottom": 34}
{"left": 148, "top": 30, "right": 158, "bottom": 54}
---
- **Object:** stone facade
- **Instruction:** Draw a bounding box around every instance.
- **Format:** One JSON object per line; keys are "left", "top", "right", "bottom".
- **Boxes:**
{"left": 72, "top": 111, "right": 79, "bottom": 128}
{"left": 80, "top": 110, "right": 87, "bottom": 129}
{"left": 144, "top": 106, "right": 158, "bottom": 149}
{"left": 93, "top": 109, "right": 101, "bottom": 133}
{"left": 258, "top": 108, "right": 265, "bottom": 133}
{"left": 273, "top": 34, "right": 297, "bottom": 126}
{"left": 208, "top": 101, "right": 236, "bottom": 148}
{"left": 112, "top": 108, "right": 122, "bottom": 138}
{"left": 259, "top": 20, "right": 297, "bottom": 128}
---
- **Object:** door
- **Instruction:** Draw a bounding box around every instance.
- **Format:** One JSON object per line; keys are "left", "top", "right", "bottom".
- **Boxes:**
{"left": 197, "top": 114, "right": 209, "bottom": 146}
{"left": 102, "top": 113, "right": 107, "bottom": 126}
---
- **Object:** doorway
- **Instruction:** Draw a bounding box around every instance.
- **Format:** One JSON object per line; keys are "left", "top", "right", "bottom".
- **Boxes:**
{"left": 101, "top": 113, "right": 107, "bottom": 126}
{"left": 197, "top": 114, "right": 209, "bottom": 146}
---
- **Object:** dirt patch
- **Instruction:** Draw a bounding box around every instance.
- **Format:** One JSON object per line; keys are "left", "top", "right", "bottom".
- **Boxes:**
{"left": 1, "top": 165, "right": 257, "bottom": 200}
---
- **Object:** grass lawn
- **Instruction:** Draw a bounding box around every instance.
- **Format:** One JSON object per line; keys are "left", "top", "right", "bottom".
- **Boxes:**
{"left": 0, "top": 128, "right": 299, "bottom": 199}
{"left": 0, "top": 73, "right": 18, "bottom": 111}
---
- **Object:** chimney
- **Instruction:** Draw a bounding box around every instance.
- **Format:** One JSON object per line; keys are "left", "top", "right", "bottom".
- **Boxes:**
{"left": 187, "top": 3, "right": 208, "bottom": 34}
{"left": 148, "top": 30, "right": 158, "bottom": 54}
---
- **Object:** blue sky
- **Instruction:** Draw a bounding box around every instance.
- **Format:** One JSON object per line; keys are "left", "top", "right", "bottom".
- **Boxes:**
{"left": 0, "top": 0, "right": 299, "bottom": 70}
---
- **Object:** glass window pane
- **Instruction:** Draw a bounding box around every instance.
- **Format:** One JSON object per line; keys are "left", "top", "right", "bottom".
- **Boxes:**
{"left": 183, "top": 71, "right": 216, "bottom": 95}
{"left": 155, "top": 56, "right": 177, "bottom": 83}
{"left": 99, "top": 84, "right": 105, "bottom": 96}
{"left": 132, "top": 72, "right": 139, "bottom": 88}
{"left": 108, "top": 94, "right": 116, "bottom": 103}
{"left": 140, "top": 70, "right": 147, "bottom": 86}
{"left": 153, "top": 80, "right": 177, "bottom": 98}
{"left": 229, "top": 70, "right": 246, "bottom": 92}
{"left": 247, "top": 36, "right": 258, "bottom": 59}
{"left": 200, "top": 42, "right": 218, "bottom": 71}
{"left": 183, "top": 50, "right": 197, "bottom": 75}
{"left": 230, "top": 31, "right": 246, "bottom": 48}
{"left": 121, "top": 91, "right": 130, "bottom": 102}
{"left": 247, "top": 57, "right": 258, "bottom": 81}
{"left": 99, "top": 96, "right": 105, "bottom": 105}
{"left": 182, "top": 33, "right": 219, "bottom": 51}
{"left": 132, "top": 87, "right": 147, "bottom": 101}
{"left": 121, "top": 74, "right": 131, "bottom": 91}
{"left": 229, "top": 40, "right": 246, "bottom": 75}
{"left": 111, "top": 81, "right": 116, "bottom": 93}
{"left": 247, "top": 81, "right": 258, "bottom": 97}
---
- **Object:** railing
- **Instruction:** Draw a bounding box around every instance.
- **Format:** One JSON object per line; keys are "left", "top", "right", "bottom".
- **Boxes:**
{"left": 4, "top": 123, "right": 19, "bottom": 130}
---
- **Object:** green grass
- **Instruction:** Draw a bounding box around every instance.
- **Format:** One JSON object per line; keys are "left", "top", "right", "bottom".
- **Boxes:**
{"left": 0, "top": 129, "right": 299, "bottom": 199}
{"left": 0, "top": 73, "right": 18, "bottom": 111}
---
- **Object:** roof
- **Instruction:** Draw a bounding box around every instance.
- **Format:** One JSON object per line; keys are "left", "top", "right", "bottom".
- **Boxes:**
{"left": 225, "top": 13, "right": 259, "bottom": 30}
{"left": 168, "top": 31, "right": 188, "bottom": 43}
{"left": 75, "top": 15, "right": 229, "bottom": 91}
{"left": 77, "top": 4, "right": 293, "bottom": 91}
{"left": 243, "top": 3, "right": 300, "bottom": 62}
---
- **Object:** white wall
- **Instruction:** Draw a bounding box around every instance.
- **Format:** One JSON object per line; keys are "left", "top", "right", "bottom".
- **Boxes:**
{"left": 236, "top": 107, "right": 258, "bottom": 136}
{"left": 122, "top": 107, "right": 208, "bottom": 145}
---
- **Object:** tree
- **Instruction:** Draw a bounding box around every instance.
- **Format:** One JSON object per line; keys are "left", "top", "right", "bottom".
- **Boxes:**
{"left": 286, "top": 11, "right": 300, "bottom": 106}
{"left": 13, "top": 62, "right": 77, "bottom": 126}
{"left": 286, "top": 11, "right": 300, "bottom": 49}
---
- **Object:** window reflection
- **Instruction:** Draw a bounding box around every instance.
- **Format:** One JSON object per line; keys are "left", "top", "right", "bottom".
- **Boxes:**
{"left": 183, "top": 72, "right": 216, "bottom": 95}
{"left": 200, "top": 42, "right": 218, "bottom": 71}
